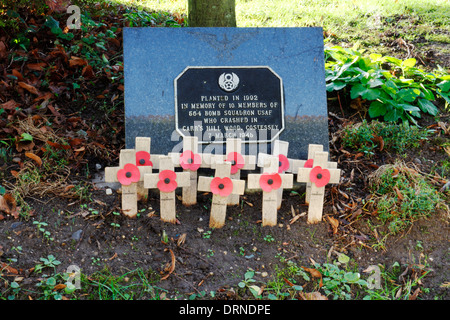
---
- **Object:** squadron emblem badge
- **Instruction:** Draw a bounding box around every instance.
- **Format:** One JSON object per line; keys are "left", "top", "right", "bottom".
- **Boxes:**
{"left": 218, "top": 72, "right": 239, "bottom": 92}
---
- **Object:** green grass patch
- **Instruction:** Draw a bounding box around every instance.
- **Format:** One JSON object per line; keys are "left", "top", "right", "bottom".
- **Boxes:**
{"left": 368, "top": 161, "right": 445, "bottom": 234}
{"left": 341, "top": 120, "right": 430, "bottom": 157}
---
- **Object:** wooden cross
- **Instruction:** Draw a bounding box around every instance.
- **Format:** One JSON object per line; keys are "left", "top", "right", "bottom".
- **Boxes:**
{"left": 210, "top": 138, "right": 256, "bottom": 206}
{"left": 247, "top": 155, "right": 293, "bottom": 227}
{"left": 198, "top": 162, "right": 245, "bottom": 228}
{"left": 169, "top": 136, "right": 211, "bottom": 206}
{"left": 104, "top": 146, "right": 153, "bottom": 218}
{"left": 133, "top": 137, "right": 164, "bottom": 201}
{"left": 257, "top": 140, "right": 290, "bottom": 209}
{"left": 288, "top": 144, "right": 337, "bottom": 205}
{"left": 296, "top": 150, "right": 341, "bottom": 224}
{"left": 143, "top": 156, "right": 190, "bottom": 224}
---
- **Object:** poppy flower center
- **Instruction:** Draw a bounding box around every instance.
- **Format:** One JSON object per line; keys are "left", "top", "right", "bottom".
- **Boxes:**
{"left": 164, "top": 178, "right": 171, "bottom": 184}
{"left": 317, "top": 173, "right": 322, "bottom": 179}
{"left": 218, "top": 183, "right": 225, "bottom": 190}
{"left": 267, "top": 179, "right": 274, "bottom": 185}
{"left": 279, "top": 161, "right": 282, "bottom": 167}
{"left": 187, "top": 158, "right": 193, "bottom": 164}
{"left": 125, "top": 172, "right": 132, "bottom": 178}
{"left": 139, "top": 159, "right": 145, "bottom": 165}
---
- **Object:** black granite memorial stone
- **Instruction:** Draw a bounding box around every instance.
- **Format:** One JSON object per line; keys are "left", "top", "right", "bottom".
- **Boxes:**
{"left": 124, "top": 27, "right": 329, "bottom": 159}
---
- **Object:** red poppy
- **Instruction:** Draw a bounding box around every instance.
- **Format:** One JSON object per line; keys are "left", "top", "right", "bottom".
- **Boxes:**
{"left": 210, "top": 177, "right": 233, "bottom": 197}
{"left": 117, "top": 163, "right": 140, "bottom": 186}
{"left": 179, "top": 150, "right": 201, "bottom": 171}
{"left": 136, "top": 151, "right": 153, "bottom": 167}
{"left": 309, "top": 166, "right": 330, "bottom": 188}
{"left": 157, "top": 170, "right": 178, "bottom": 193}
{"left": 278, "top": 154, "right": 290, "bottom": 173}
{"left": 226, "top": 152, "right": 245, "bottom": 174}
{"left": 304, "top": 159, "right": 314, "bottom": 168}
{"left": 259, "top": 173, "right": 282, "bottom": 192}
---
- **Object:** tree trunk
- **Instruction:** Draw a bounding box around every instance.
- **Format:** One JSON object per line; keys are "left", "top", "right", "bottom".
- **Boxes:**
{"left": 188, "top": 0, "right": 236, "bottom": 27}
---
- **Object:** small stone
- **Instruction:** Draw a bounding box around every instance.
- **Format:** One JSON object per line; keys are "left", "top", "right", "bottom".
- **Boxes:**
{"left": 71, "top": 229, "right": 83, "bottom": 241}
{"left": 96, "top": 163, "right": 102, "bottom": 170}
{"left": 106, "top": 188, "right": 113, "bottom": 195}
{"left": 261, "top": 272, "right": 268, "bottom": 278}
{"left": 10, "top": 222, "right": 23, "bottom": 229}
{"left": 414, "top": 158, "right": 422, "bottom": 165}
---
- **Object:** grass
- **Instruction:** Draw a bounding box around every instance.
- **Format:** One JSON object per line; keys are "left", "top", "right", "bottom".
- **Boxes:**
{"left": 341, "top": 120, "right": 430, "bottom": 157}
{"left": 113, "top": 0, "right": 450, "bottom": 52}
{"left": 368, "top": 161, "right": 445, "bottom": 234}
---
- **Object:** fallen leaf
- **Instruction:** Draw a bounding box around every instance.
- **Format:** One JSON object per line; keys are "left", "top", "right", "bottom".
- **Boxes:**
{"left": 0, "top": 262, "right": 18, "bottom": 274}
{"left": 53, "top": 284, "right": 67, "bottom": 291}
{"left": 1, "top": 100, "right": 21, "bottom": 110}
{"left": 18, "top": 82, "right": 40, "bottom": 95}
{"left": 82, "top": 65, "right": 95, "bottom": 79}
{"left": 27, "top": 62, "right": 47, "bottom": 71}
{"left": 69, "top": 56, "right": 88, "bottom": 67}
{"left": 47, "top": 140, "right": 71, "bottom": 150}
{"left": 326, "top": 215, "right": 339, "bottom": 234}
{"left": 12, "top": 69, "right": 24, "bottom": 81}
{"left": 371, "top": 135, "right": 384, "bottom": 151}
{"left": 0, "top": 41, "right": 6, "bottom": 59}
{"left": 283, "top": 277, "right": 295, "bottom": 287}
{"left": 393, "top": 186, "right": 404, "bottom": 200}
{"left": 302, "top": 266, "right": 322, "bottom": 279}
{"left": 161, "top": 248, "right": 175, "bottom": 280}
{"left": 0, "top": 194, "right": 20, "bottom": 218}
{"left": 391, "top": 168, "right": 400, "bottom": 178}
{"left": 299, "top": 292, "right": 328, "bottom": 300}
{"left": 25, "top": 152, "right": 43, "bottom": 167}
{"left": 15, "top": 139, "right": 35, "bottom": 152}
{"left": 177, "top": 233, "right": 187, "bottom": 246}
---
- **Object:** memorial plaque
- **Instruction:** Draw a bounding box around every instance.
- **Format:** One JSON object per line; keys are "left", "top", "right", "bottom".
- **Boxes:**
{"left": 175, "top": 66, "right": 284, "bottom": 144}
{"left": 124, "top": 27, "right": 329, "bottom": 159}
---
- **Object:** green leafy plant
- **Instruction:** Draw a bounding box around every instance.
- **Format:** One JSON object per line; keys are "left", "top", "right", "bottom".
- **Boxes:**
{"left": 34, "top": 255, "right": 61, "bottom": 273}
{"left": 238, "top": 270, "right": 262, "bottom": 299}
{"left": 315, "top": 261, "right": 368, "bottom": 300}
{"left": 325, "top": 46, "right": 450, "bottom": 123}
{"left": 33, "top": 221, "right": 54, "bottom": 242}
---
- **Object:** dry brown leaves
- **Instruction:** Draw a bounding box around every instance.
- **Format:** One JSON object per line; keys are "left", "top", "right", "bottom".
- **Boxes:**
{"left": 0, "top": 194, "right": 20, "bottom": 219}
{"left": 161, "top": 248, "right": 176, "bottom": 280}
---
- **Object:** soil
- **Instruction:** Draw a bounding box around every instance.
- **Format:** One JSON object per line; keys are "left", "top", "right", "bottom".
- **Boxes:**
{"left": 1, "top": 99, "right": 448, "bottom": 300}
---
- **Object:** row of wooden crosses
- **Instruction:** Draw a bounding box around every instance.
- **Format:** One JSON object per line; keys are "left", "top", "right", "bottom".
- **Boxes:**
{"left": 105, "top": 136, "right": 341, "bottom": 228}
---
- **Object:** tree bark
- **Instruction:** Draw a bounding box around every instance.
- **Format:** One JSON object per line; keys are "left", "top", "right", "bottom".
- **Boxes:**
{"left": 188, "top": 0, "right": 236, "bottom": 27}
